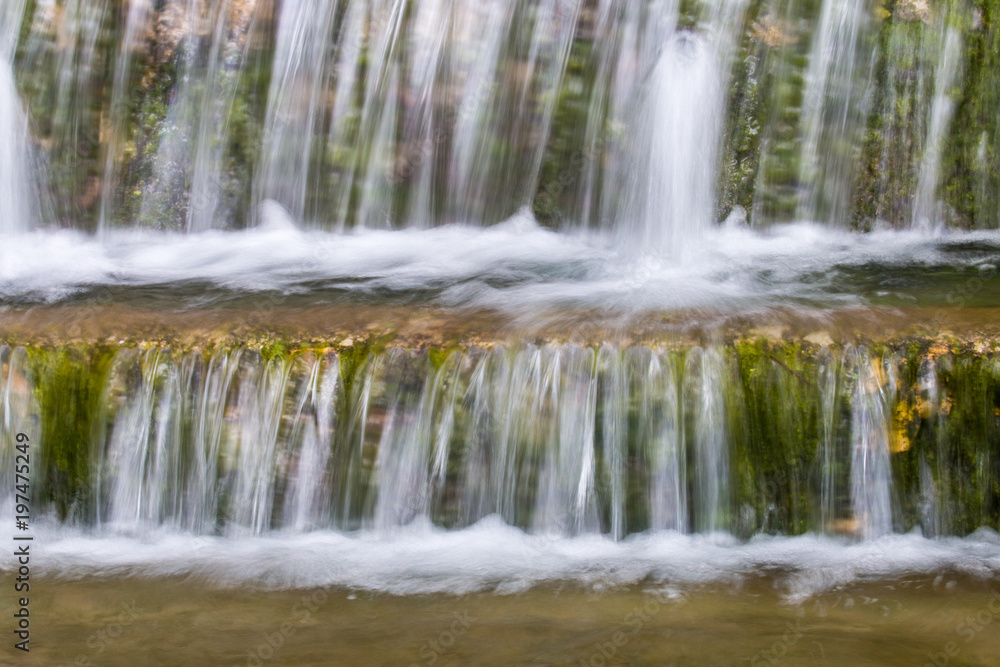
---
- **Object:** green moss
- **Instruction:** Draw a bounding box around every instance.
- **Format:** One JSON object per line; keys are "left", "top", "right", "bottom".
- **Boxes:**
{"left": 258, "top": 340, "right": 289, "bottom": 363}
{"left": 26, "top": 346, "right": 116, "bottom": 521}
{"left": 337, "top": 335, "right": 393, "bottom": 405}
{"left": 727, "top": 340, "right": 824, "bottom": 535}
{"left": 427, "top": 345, "right": 462, "bottom": 372}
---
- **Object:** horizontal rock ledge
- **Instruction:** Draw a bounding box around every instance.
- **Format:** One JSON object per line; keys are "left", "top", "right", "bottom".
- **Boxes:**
{"left": 2, "top": 304, "right": 1000, "bottom": 352}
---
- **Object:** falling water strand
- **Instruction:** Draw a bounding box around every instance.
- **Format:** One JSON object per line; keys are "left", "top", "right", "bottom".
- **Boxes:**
{"left": 687, "top": 347, "right": 729, "bottom": 533}
{"left": 98, "top": 0, "right": 154, "bottom": 232}
{"left": 254, "top": 0, "right": 339, "bottom": 224}
{"left": 1, "top": 347, "right": 36, "bottom": 522}
{"left": 848, "top": 347, "right": 894, "bottom": 539}
{"left": 917, "top": 357, "right": 946, "bottom": 536}
{"left": 137, "top": 0, "right": 259, "bottom": 232}
{"left": 611, "top": 0, "right": 747, "bottom": 256}
{"left": 818, "top": 352, "right": 840, "bottom": 533}
{"left": 283, "top": 354, "right": 339, "bottom": 531}
{"left": 599, "top": 345, "right": 628, "bottom": 539}
{"left": 0, "top": 0, "right": 35, "bottom": 234}
{"left": 797, "top": 0, "right": 873, "bottom": 224}
{"left": 912, "top": 26, "right": 962, "bottom": 232}
{"left": 638, "top": 348, "right": 686, "bottom": 533}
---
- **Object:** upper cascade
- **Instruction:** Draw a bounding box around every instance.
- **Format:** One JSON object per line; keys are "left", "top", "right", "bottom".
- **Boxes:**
{"left": 0, "top": 0, "right": 996, "bottom": 243}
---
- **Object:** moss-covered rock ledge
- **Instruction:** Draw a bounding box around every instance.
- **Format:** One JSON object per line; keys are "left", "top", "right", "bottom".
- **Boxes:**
{"left": 4, "top": 303, "right": 1000, "bottom": 351}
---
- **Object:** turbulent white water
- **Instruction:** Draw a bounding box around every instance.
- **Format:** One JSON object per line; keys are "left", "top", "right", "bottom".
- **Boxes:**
{"left": 18, "top": 520, "right": 1000, "bottom": 599}
{"left": 1, "top": 208, "right": 997, "bottom": 311}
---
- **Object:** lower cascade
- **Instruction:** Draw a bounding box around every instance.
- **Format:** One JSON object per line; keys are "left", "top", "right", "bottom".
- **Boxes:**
{"left": 3, "top": 340, "right": 997, "bottom": 542}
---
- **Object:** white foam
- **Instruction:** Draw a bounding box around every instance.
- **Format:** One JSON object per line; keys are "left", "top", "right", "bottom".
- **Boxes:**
{"left": 2, "top": 219, "right": 997, "bottom": 313}
{"left": 19, "top": 517, "right": 1000, "bottom": 599}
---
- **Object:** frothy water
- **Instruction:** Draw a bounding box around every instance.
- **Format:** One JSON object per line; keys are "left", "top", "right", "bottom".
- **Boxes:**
{"left": 21, "top": 520, "right": 1000, "bottom": 600}
{"left": 1, "top": 211, "right": 998, "bottom": 312}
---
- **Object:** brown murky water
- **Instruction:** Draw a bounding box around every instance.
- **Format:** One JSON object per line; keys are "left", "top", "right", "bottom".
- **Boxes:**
{"left": 7, "top": 576, "right": 1000, "bottom": 666}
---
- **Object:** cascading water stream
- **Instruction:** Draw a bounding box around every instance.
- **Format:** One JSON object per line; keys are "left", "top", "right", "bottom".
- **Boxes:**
{"left": 796, "top": 0, "right": 874, "bottom": 225}
{"left": 847, "top": 347, "right": 895, "bottom": 539}
{"left": 98, "top": 0, "right": 154, "bottom": 232}
{"left": 255, "top": 0, "right": 339, "bottom": 225}
{"left": 10, "top": 340, "right": 994, "bottom": 543}
{"left": 139, "top": 0, "right": 257, "bottom": 232}
{"left": 616, "top": 31, "right": 722, "bottom": 255}
{"left": 913, "top": 25, "right": 962, "bottom": 232}
{"left": 0, "top": 0, "right": 990, "bottom": 237}
{"left": 0, "top": 0, "right": 35, "bottom": 235}
{"left": 610, "top": 0, "right": 747, "bottom": 256}
{"left": 687, "top": 346, "right": 729, "bottom": 533}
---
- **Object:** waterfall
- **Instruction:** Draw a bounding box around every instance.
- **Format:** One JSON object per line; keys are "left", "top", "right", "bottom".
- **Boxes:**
{"left": 2, "top": 0, "right": 1000, "bottom": 548}
{"left": 98, "top": 0, "right": 154, "bottom": 232}
{"left": 137, "top": 0, "right": 258, "bottom": 232}
{"left": 912, "top": 26, "right": 962, "bottom": 232}
{"left": 3, "top": 340, "right": 1000, "bottom": 545}
{"left": 638, "top": 348, "right": 686, "bottom": 533}
{"left": 4, "top": 0, "right": 1000, "bottom": 614}
{"left": 818, "top": 348, "right": 842, "bottom": 533}
{"left": 617, "top": 31, "right": 722, "bottom": 255}
{"left": 0, "top": 346, "right": 36, "bottom": 522}
{"left": 686, "top": 346, "right": 729, "bottom": 533}
{"left": 0, "top": 0, "right": 35, "bottom": 235}
{"left": 848, "top": 347, "right": 894, "bottom": 539}
{"left": 283, "top": 353, "right": 339, "bottom": 531}
{"left": 797, "top": 0, "right": 874, "bottom": 224}
{"left": 610, "top": 0, "right": 747, "bottom": 255}
{"left": 0, "top": 0, "right": 991, "bottom": 234}
{"left": 255, "top": 0, "right": 339, "bottom": 224}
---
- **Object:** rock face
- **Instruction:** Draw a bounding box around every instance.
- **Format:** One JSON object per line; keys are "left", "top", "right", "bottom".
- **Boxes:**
{"left": 750, "top": 16, "right": 798, "bottom": 48}
{"left": 894, "top": 0, "right": 931, "bottom": 23}
{"left": 151, "top": 0, "right": 186, "bottom": 66}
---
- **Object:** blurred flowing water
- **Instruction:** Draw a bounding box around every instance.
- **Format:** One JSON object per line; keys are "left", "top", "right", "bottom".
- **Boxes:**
{"left": 3, "top": 341, "right": 1000, "bottom": 593}
{"left": 0, "top": 344, "right": 901, "bottom": 537}
{"left": 0, "top": 0, "right": 991, "bottom": 234}
{"left": 0, "top": 0, "right": 34, "bottom": 235}
{"left": 1, "top": 0, "right": 999, "bottom": 594}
